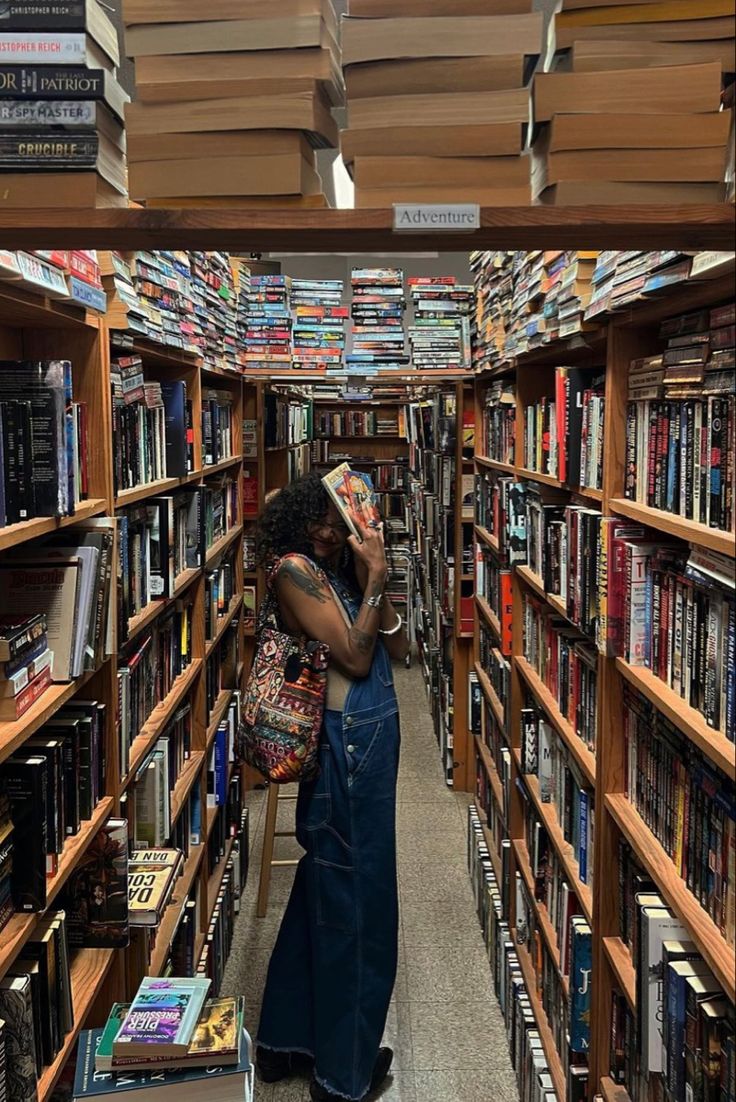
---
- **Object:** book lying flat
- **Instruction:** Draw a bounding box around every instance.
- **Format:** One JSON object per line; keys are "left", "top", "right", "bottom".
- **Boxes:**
{"left": 533, "top": 61, "right": 723, "bottom": 121}
{"left": 565, "top": 36, "right": 736, "bottom": 73}
{"left": 341, "top": 13, "right": 544, "bottom": 66}
{"left": 129, "top": 153, "right": 322, "bottom": 201}
{"left": 349, "top": 0, "right": 530, "bottom": 14}
{"left": 74, "top": 1027, "right": 254, "bottom": 1101}
{"left": 134, "top": 48, "right": 343, "bottom": 105}
{"left": 113, "top": 977, "right": 211, "bottom": 1059}
{"left": 124, "top": 89, "right": 338, "bottom": 147}
{"left": 348, "top": 88, "right": 529, "bottom": 131}
{"left": 124, "top": 13, "right": 337, "bottom": 57}
{"left": 546, "top": 111, "right": 730, "bottom": 151}
{"left": 341, "top": 122, "right": 523, "bottom": 160}
{"left": 356, "top": 184, "right": 531, "bottom": 207}
{"left": 122, "top": 0, "right": 328, "bottom": 23}
{"left": 345, "top": 54, "right": 529, "bottom": 98}
{"left": 353, "top": 154, "right": 530, "bottom": 189}
{"left": 96, "top": 998, "right": 244, "bottom": 1071}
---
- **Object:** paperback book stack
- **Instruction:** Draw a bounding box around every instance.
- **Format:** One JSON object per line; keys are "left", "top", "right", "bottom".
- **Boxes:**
{"left": 241, "top": 275, "right": 292, "bottom": 371}
{"left": 531, "top": 1, "right": 733, "bottom": 204}
{"left": 347, "top": 268, "right": 409, "bottom": 375}
{"left": 0, "top": 0, "right": 130, "bottom": 208}
{"left": 291, "top": 279, "right": 348, "bottom": 373}
{"left": 232, "top": 258, "right": 252, "bottom": 353}
{"left": 122, "top": 0, "right": 341, "bottom": 206}
{"left": 470, "top": 250, "right": 515, "bottom": 373}
{"left": 73, "top": 979, "right": 254, "bottom": 1100}
{"left": 340, "top": 0, "right": 543, "bottom": 206}
{"left": 407, "top": 278, "right": 474, "bottom": 373}
{"left": 189, "top": 254, "right": 239, "bottom": 374}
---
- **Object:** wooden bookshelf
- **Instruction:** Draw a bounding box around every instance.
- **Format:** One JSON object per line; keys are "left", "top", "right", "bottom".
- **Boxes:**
{"left": 37, "top": 947, "right": 116, "bottom": 1102}
{"left": 471, "top": 263, "right": 736, "bottom": 1097}
{"left": 0, "top": 263, "right": 253, "bottom": 1086}
{"left": 474, "top": 663, "right": 505, "bottom": 732}
{"left": 512, "top": 931, "right": 566, "bottom": 1101}
{"left": 149, "top": 844, "right": 206, "bottom": 977}
{"left": 513, "top": 838, "right": 569, "bottom": 1000}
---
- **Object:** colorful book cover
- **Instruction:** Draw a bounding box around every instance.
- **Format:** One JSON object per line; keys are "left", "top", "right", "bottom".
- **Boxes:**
{"left": 63, "top": 818, "right": 129, "bottom": 949}
{"left": 96, "top": 998, "right": 243, "bottom": 1072}
{"left": 321, "top": 462, "right": 380, "bottom": 540}
{"left": 113, "top": 977, "right": 211, "bottom": 1056}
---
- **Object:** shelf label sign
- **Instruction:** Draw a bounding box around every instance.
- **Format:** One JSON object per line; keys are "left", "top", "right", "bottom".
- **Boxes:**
{"left": 393, "top": 204, "right": 480, "bottom": 233}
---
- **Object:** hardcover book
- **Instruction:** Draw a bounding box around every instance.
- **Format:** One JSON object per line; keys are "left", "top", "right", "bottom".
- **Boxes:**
{"left": 73, "top": 1026, "right": 253, "bottom": 1100}
{"left": 113, "top": 977, "right": 211, "bottom": 1058}
{"left": 0, "top": 976, "right": 39, "bottom": 1102}
{"left": 63, "top": 818, "right": 129, "bottom": 949}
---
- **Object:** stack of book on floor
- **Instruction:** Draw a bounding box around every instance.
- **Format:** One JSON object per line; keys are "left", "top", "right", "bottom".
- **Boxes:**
{"left": 122, "top": 0, "right": 341, "bottom": 206}
{"left": 291, "top": 279, "right": 348, "bottom": 373}
{"left": 340, "top": 0, "right": 543, "bottom": 205}
{"left": 531, "top": 1, "right": 734, "bottom": 204}
{"left": 0, "top": 0, "right": 129, "bottom": 207}
{"left": 347, "top": 268, "right": 409, "bottom": 374}
{"left": 72, "top": 978, "right": 254, "bottom": 1099}
{"left": 407, "top": 278, "right": 474, "bottom": 372}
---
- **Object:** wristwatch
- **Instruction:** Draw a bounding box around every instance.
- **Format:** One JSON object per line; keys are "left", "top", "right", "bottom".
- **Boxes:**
{"left": 364, "top": 593, "right": 384, "bottom": 611}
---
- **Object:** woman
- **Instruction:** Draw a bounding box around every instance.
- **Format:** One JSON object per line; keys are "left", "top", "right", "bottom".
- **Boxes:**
{"left": 255, "top": 471, "right": 410, "bottom": 1102}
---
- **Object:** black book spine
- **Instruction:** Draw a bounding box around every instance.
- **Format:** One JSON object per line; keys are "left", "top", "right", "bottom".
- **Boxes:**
{"left": 0, "top": 65, "right": 104, "bottom": 99}
{"left": 16, "top": 401, "right": 33, "bottom": 521}
{"left": 0, "top": 131, "right": 97, "bottom": 166}
{"left": 0, "top": 759, "right": 47, "bottom": 912}
{"left": 0, "top": 403, "right": 20, "bottom": 524}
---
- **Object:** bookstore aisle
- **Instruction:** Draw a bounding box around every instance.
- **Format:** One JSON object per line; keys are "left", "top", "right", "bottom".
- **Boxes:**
{"left": 222, "top": 662, "right": 519, "bottom": 1102}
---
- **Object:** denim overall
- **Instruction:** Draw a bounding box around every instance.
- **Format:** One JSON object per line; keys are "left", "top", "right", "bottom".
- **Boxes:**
{"left": 257, "top": 572, "right": 400, "bottom": 1101}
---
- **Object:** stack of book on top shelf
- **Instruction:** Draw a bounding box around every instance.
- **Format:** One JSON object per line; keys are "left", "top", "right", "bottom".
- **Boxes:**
{"left": 348, "top": 269, "right": 409, "bottom": 375}
{"left": 291, "top": 279, "right": 348, "bottom": 373}
{"left": 340, "top": 0, "right": 543, "bottom": 206}
{"left": 241, "top": 275, "right": 292, "bottom": 371}
{"left": 122, "top": 0, "right": 342, "bottom": 206}
{"left": 531, "top": 0, "right": 734, "bottom": 204}
{"left": 0, "top": 0, "right": 129, "bottom": 207}
{"left": 407, "top": 277, "right": 474, "bottom": 373}
{"left": 72, "top": 978, "right": 254, "bottom": 1100}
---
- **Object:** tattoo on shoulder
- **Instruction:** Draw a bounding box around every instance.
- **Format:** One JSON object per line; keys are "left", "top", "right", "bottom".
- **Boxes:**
{"left": 279, "top": 561, "right": 328, "bottom": 604}
{"left": 349, "top": 625, "right": 374, "bottom": 655}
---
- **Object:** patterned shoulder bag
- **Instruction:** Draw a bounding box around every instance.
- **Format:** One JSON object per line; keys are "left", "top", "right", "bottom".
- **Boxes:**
{"left": 242, "top": 554, "right": 330, "bottom": 784}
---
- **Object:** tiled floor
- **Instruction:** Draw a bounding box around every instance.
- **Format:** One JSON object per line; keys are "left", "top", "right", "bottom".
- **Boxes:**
{"left": 222, "top": 663, "right": 519, "bottom": 1102}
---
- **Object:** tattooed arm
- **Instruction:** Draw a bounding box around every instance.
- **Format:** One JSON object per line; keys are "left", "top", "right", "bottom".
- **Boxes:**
{"left": 274, "top": 555, "right": 385, "bottom": 679}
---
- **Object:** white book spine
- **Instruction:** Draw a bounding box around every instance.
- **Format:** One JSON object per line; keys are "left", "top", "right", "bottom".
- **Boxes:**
{"left": 0, "top": 33, "right": 88, "bottom": 64}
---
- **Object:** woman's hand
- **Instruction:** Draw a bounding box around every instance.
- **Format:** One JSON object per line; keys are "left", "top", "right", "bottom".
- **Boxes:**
{"left": 349, "top": 521, "right": 388, "bottom": 592}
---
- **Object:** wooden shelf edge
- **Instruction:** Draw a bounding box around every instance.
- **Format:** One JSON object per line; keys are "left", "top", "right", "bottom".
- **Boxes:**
{"left": 149, "top": 843, "right": 206, "bottom": 977}
{"left": 0, "top": 499, "right": 108, "bottom": 553}
{"left": 475, "top": 595, "right": 501, "bottom": 640}
{"left": 515, "top": 749, "right": 594, "bottom": 924}
{"left": 205, "top": 596, "right": 242, "bottom": 660}
{"left": 515, "top": 564, "right": 546, "bottom": 601}
{"left": 602, "top": 936, "right": 636, "bottom": 1012}
{"left": 474, "top": 807, "right": 503, "bottom": 885}
{"left": 600, "top": 1077, "right": 633, "bottom": 1102}
{"left": 475, "top": 455, "right": 515, "bottom": 475}
{"left": 474, "top": 663, "right": 506, "bottom": 732}
{"left": 615, "top": 658, "right": 735, "bottom": 781}
{"left": 474, "top": 735, "right": 504, "bottom": 813}
{"left": 207, "top": 837, "right": 235, "bottom": 920}
{"left": 609, "top": 498, "right": 736, "bottom": 558}
{"left": 0, "top": 796, "right": 114, "bottom": 979}
{"left": 201, "top": 454, "right": 243, "bottom": 477}
{"left": 126, "top": 566, "right": 201, "bottom": 643}
{"left": 170, "top": 752, "right": 205, "bottom": 827}
{"left": 206, "top": 688, "right": 235, "bottom": 747}
{"left": 0, "top": 666, "right": 100, "bottom": 767}
{"left": 474, "top": 524, "right": 500, "bottom": 553}
{"left": 512, "top": 837, "right": 569, "bottom": 999}
{"left": 38, "top": 947, "right": 116, "bottom": 1102}
{"left": 205, "top": 523, "right": 243, "bottom": 568}
{"left": 123, "top": 660, "right": 203, "bottom": 788}
{"left": 605, "top": 793, "right": 735, "bottom": 1002}
{"left": 512, "top": 931, "right": 566, "bottom": 1101}
{"left": 515, "top": 657, "right": 597, "bottom": 788}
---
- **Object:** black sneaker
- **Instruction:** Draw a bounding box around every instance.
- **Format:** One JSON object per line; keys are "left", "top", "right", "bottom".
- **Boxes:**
{"left": 257, "top": 1047, "right": 314, "bottom": 1084}
{"left": 309, "top": 1047, "right": 394, "bottom": 1101}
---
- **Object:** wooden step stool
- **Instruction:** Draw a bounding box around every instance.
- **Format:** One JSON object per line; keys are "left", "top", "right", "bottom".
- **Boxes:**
{"left": 256, "top": 784, "right": 299, "bottom": 917}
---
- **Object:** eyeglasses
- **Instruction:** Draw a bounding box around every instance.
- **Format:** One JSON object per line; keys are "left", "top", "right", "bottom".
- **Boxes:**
{"left": 310, "top": 520, "right": 350, "bottom": 536}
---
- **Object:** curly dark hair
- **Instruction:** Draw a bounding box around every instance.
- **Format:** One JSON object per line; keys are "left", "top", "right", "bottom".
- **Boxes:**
{"left": 255, "top": 471, "right": 334, "bottom": 566}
